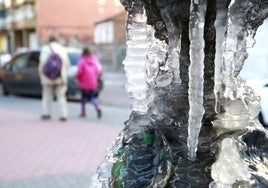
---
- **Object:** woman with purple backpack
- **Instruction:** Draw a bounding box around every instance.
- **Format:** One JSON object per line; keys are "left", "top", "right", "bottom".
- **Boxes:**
{"left": 76, "top": 47, "right": 102, "bottom": 119}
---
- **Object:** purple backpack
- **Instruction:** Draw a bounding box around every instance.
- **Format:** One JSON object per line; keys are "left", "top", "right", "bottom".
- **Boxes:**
{"left": 42, "top": 45, "right": 62, "bottom": 80}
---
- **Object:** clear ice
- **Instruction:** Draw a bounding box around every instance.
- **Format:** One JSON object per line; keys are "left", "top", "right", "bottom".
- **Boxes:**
{"left": 123, "top": 9, "right": 149, "bottom": 114}
{"left": 214, "top": 10, "right": 227, "bottom": 113}
{"left": 222, "top": 0, "right": 248, "bottom": 100}
{"left": 92, "top": 0, "right": 268, "bottom": 187}
{"left": 210, "top": 138, "right": 251, "bottom": 188}
{"left": 187, "top": 0, "right": 207, "bottom": 160}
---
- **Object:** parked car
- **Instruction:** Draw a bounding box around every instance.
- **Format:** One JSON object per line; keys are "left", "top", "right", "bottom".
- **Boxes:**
{"left": 0, "top": 48, "right": 82, "bottom": 99}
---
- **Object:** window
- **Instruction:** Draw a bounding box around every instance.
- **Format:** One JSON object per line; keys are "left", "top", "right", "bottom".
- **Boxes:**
{"left": 94, "top": 21, "right": 114, "bottom": 44}
{"left": 68, "top": 52, "right": 81, "bottom": 66}
{"left": 4, "top": 62, "right": 12, "bottom": 71}
{"left": 28, "top": 52, "right": 40, "bottom": 68}
{"left": 12, "top": 54, "right": 28, "bottom": 71}
{"left": 0, "top": 10, "right": 5, "bottom": 18}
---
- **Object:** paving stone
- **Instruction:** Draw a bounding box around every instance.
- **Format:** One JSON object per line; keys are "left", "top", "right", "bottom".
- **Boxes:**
{"left": 0, "top": 96, "right": 128, "bottom": 187}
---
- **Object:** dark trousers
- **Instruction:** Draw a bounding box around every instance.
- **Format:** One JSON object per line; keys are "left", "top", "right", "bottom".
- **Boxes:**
{"left": 80, "top": 89, "right": 98, "bottom": 113}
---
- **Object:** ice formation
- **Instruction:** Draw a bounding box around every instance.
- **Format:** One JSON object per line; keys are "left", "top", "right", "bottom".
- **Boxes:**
{"left": 214, "top": 5, "right": 227, "bottom": 113}
{"left": 187, "top": 0, "right": 207, "bottom": 160}
{"left": 123, "top": 7, "right": 149, "bottom": 114}
{"left": 222, "top": 0, "right": 248, "bottom": 100}
{"left": 210, "top": 138, "right": 251, "bottom": 187}
{"left": 92, "top": 0, "right": 268, "bottom": 187}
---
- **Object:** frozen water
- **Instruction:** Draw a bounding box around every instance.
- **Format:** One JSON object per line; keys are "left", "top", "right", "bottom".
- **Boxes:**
{"left": 220, "top": 0, "right": 259, "bottom": 100}
{"left": 123, "top": 9, "right": 149, "bottom": 114}
{"left": 187, "top": 0, "right": 207, "bottom": 160}
{"left": 158, "top": 6, "right": 182, "bottom": 84}
{"left": 214, "top": 11, "right": 227, "bottom": 113}
{"left": 210, "top": 138, "right": 251, "bottom": 187}
{"left": 146, "top": 38, "right": 165, "bottom": 85}
{"left": 92, "top": 0, "right": 268, "bottom": 187}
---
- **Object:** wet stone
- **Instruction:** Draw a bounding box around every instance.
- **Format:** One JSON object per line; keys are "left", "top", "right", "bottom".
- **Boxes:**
{"left": 93, "top": 0, "right": 268, "bottom": 187}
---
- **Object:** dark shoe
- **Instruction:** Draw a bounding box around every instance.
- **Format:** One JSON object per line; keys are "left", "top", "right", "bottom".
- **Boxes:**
{"left": 41, "top": 115, "right": 51, "bottom": 120}
{"left": 97, "top": 109, "right": 102, "bottom": 119}
{"left": 59, "top": 117, "right": 67, "bottom": 122}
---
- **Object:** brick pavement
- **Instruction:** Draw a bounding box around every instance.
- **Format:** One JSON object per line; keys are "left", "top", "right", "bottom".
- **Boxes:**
{"left": 0, "top": 96, "right": 128, "bottom": 188}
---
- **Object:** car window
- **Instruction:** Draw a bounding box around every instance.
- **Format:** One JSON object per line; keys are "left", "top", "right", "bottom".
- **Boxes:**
{"left": 11, "top": 54, "right": 28, "bottom": 71}
{"left": 68, "top": 52, "right": 81, "bottom": 66}
{"left": 3, "top": 62, "right": 12, "bottom": 70}
{"left": 28, "top": 52, "right": 40, "bottom": 68}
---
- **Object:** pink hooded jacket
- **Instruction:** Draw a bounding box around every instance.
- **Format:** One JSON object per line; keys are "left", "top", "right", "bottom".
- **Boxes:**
{"left": 76, "top": 55, "right": 100, "bottom": 90}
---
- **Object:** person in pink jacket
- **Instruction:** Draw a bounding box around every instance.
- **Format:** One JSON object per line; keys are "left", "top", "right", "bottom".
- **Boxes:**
{"left": 76, "top": 47, "right": 102, "bottom": 118}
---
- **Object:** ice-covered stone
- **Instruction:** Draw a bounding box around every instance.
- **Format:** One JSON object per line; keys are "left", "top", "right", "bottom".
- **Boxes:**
{"left": 210, "top": 138, "right": 251, "bottom": 187}
{"left": 92, "top": 0, "right": 268, "bottom": 187}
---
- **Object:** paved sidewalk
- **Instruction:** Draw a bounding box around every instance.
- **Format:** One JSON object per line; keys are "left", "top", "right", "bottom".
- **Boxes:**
{"left": 0, "top": 96, "right": 129, "bottom": 188}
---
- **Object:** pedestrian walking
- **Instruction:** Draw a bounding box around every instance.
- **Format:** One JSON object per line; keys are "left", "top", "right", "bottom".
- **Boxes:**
{"left": 76, "top": 47, "right": 102, "bottom": 119}
{"left": 38, "top": 35, "right": 70, "bottom": 121}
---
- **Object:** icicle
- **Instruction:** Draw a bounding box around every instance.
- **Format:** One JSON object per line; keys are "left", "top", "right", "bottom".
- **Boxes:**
{"left": 222, "top": 0, "right": 251, "bottom": 100}
{"left": 123, "top": 8, "right": 149, "bottom": 114}
{"left": 214, "top": 11, "right": 227, "bottom": 113}
{"left": 187, "top": 0, "right": 207, "bottom": 160}
{"left": 167, "top": 40, "right": 182, "bottom": 84}
{"left": 159, "top": 8, "right": 182, "bottom": 83}
{"left": 146, "top": 27, "right": 168, "bottom": 85}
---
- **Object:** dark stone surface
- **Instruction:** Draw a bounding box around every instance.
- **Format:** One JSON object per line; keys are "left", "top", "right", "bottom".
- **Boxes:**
{"left": 108, "top": 0, "right": 268, "bottom": 187}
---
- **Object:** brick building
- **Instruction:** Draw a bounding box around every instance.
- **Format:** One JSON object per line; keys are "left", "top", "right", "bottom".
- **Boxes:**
{"left": 3, "top": 0, "right": 124, "bottom": 53}
{"left": 94, "top": 11, "right": 127, "bottom": 71}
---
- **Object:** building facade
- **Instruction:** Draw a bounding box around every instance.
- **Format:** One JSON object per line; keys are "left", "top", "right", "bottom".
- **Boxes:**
{"left": 4, "top": 0, "right": 124, "bottom": 53}
{"left": 5, "top": 0, "right": 37, "bottom": 52}
{"left": 0, "top": 0, "right": 8, "bottom": 51}
{"left": 94, "top": 11, "right": 127, "bottom": 71}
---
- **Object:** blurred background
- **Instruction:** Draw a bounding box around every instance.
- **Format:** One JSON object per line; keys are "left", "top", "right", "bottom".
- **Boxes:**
{"left": 0, "top": 0, "right": 127, "bottom": 71}
{"left": 0, "top": 1, "right": 130, "bottom": 187}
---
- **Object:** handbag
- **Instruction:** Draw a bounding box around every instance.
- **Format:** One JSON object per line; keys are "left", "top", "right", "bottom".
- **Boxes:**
{"left": 94, "top": 75, "right": 104, "bottom": 97}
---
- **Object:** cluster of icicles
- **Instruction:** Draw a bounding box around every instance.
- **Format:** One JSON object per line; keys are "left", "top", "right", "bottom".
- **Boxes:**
{"left": 123, "top": 0, "right": 260, "bottom": 161}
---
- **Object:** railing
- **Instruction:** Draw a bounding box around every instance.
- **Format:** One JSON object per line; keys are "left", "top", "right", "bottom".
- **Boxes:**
{"left": 15, "top": 0, "right": 35, "bottom": 6}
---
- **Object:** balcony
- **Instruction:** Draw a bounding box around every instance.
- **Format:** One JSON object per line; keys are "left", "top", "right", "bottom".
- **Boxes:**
{"left": 6, "top": 2, "right": 36, "bottom": 30}
{"left": 14, "top": 0, "right": 35, "bottom": 7}
{"left": 7, "top": 18, "right": 36, "bottom": 30}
